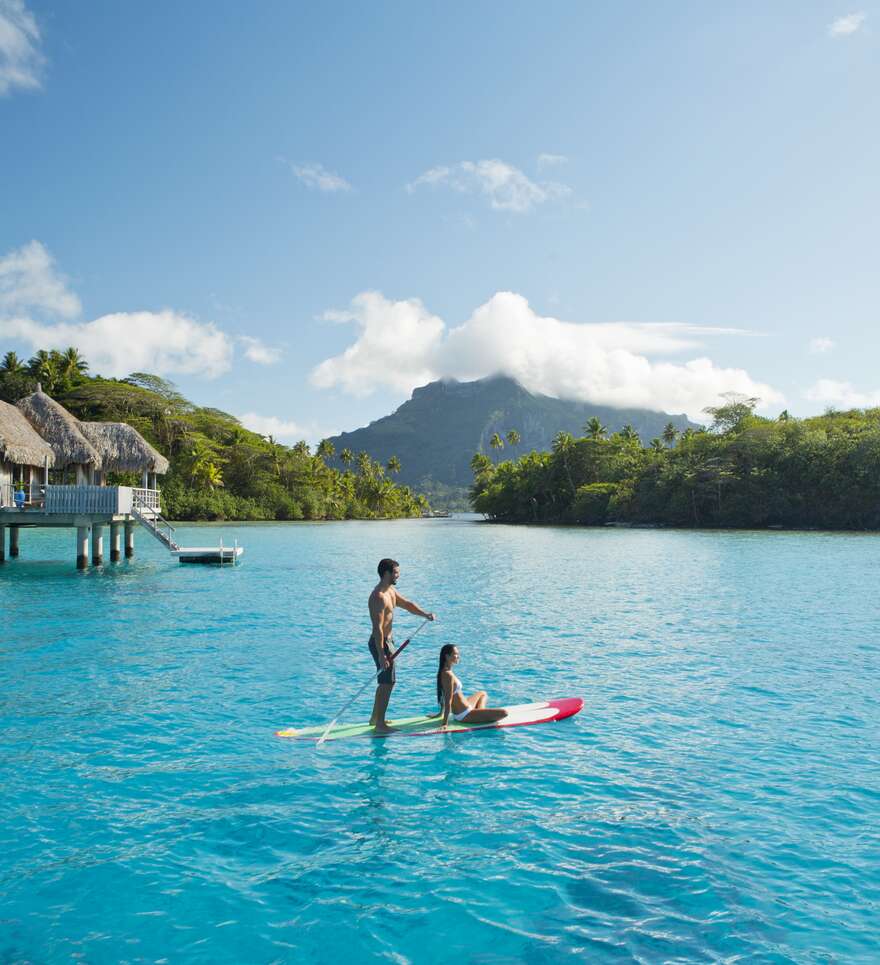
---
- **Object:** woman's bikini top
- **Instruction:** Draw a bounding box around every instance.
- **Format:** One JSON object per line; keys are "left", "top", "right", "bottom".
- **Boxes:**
{"left": 439, "top": 674, "right": 463, "bottom": 705}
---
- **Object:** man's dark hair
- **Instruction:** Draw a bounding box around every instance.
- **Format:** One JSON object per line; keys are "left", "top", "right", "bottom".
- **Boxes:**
{"left": 378, "top": 558, "right": 399, "bottom": 578}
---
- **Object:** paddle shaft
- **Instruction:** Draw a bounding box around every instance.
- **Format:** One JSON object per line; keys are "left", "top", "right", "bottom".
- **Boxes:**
{"left": 316, "top": 618, "right": 430, "bottom": 745}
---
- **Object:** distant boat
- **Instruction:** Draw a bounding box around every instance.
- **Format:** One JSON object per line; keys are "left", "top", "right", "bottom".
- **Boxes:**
{"left": 421, "top": 509, "right": 451, "bottom": 518}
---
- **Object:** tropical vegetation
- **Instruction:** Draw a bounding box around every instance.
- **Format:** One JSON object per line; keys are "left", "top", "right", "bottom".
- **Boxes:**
{"left": 470, "top": 395, "right": 880, "bottom": 530}
{"left": 0, "top": 348, "right": 428, "bottom": 521}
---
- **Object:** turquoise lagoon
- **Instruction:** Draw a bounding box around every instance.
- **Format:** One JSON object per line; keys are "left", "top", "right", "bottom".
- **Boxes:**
{"left": 1, "top": 519, "right": 878, "bottom": 962}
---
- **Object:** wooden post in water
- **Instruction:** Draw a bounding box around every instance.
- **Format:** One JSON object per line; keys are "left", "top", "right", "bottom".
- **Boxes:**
{"left": 0, "top": 524, "right": 5, "bottom": 563}
{"left": 9, "top": 526, "right": 19, "bottom": 558}
{"left": 76, "top": 525, "right": 89, "bottom": 569}
{"left": 92, "top": 524, "right": 103, "bottom": 566}
{"left": 110, "top": 522, "right": 122, "bottom": 562}
{"left": 124, "top": 521, "right": 135, "bottom": 558}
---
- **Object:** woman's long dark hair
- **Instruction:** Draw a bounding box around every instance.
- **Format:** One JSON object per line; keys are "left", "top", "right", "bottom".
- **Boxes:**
{"left": 436, "top": 644, "right": 456, "bottom": 704}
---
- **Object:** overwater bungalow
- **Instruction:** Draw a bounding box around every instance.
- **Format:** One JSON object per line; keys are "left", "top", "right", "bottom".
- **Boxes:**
{"left": 0, "top": 386, "right": 240, "bottom": 567}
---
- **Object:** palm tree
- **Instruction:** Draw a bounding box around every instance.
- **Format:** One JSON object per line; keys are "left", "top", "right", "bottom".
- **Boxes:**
{"left": 356, "top": 451, "right": 372, "bottom": 476}
{"left": 585, "top": 416, "right": 607, "bottom": 440}
{"left": 60, "top": 346, "right": 88, "bottom": 380}
{"left": 292, "top": 440, "right": 311, "bottom": 456}
{"left": 552, "top": 431, "right": 576, "bottom": 494}
{"left": 387, "top": 455, "right": 401, "bottom": 475}
{"left": 470, "top": 452, "right": 492, "bottom": 475}
{"left": 1, "top": 351, "right": 24, "bottom": 374}
{"left": 489, "top": 432, "right": 504, "bottom": 458}
{"left": 619, "top": 424, "right": 640, "bottom": 445}
{"left": 506, "top": 429, "right": 521, "bottom": 449}
{"left": 317, "top": 439, "right": 335, "bottom": 462}
{"left": 650, "top": 438, "right": 665, "bottom": 453}
{"left": 340, "top": 447, "right": 353, "bottom": 469}
{"left": 28, "top": 350, "right": 59, "bottom": 393}
{"left": 662, "top": 422, "right": 678, "bottom": 446}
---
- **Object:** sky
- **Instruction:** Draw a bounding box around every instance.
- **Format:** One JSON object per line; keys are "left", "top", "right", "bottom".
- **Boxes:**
{"left": 1, "top": 1, "right": 878, "bottom": 442}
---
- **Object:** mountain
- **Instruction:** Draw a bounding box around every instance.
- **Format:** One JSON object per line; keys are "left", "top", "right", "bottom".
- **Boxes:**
{"left": 327, "top": 376, "right": 697, "bottom": 491}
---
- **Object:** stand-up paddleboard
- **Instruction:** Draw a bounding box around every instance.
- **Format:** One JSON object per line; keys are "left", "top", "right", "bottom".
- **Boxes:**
{"left": 277, "top": 697, "right": 582, "bottom": 741}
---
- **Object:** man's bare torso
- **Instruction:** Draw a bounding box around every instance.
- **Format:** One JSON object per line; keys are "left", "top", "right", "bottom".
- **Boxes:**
{"left": 369, "top": 584, "right": 397, "bottom": 642}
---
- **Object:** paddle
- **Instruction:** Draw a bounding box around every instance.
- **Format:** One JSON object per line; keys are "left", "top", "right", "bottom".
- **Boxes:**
{"left": 316, "top": 617, "right": 432, "bottom": 745}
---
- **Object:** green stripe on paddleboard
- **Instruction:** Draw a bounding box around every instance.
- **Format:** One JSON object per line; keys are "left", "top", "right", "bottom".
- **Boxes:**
{"left": 278, "top": 713, "right": 465, "bottom": 740}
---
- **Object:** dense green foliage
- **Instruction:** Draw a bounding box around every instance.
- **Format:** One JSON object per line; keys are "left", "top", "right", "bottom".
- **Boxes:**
{"left": 470, "top": 397, "right": 880, "bottom": 530}
{"left": 0, "top": 349, "right": 428, "bottom": 521}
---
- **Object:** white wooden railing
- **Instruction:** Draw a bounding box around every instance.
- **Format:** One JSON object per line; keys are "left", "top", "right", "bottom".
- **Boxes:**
{"left": 2, "top": 484, "right": 161, "bottom": 516}
{"left": 132, "top": 487, "right": 161, "bottom": 512}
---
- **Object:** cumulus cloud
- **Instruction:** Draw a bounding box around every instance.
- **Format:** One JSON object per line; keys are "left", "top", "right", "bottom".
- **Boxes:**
{"left": 0, "top": 240, "right": 264, "bottom": 379}
{"left": 0, "top": 240, "right": 80, "bottom": 317}
{"left": 239, "top": 335, "right": 281, "bottom": 365}
{"left": 406, "top": 159, "right": 571, "bottom": 213}
{"left": 806, "top": 379, "right": 880, "bottom": 408}
{"left": 829, "top": 12, "right": 866, "bottom": 35}
{"left": 310, "top": 291, "right": 782, "bottom": 420}
{"left": 2, "top": 311, "right": 234, "bottom": 378}
{"left": 0, "top": 0, "right": 43, "bottom": 96}
{"left": 312, "top": 292, "right": 443, "bottom": 395}
{"left": 237, "top": 411, "right": 336, "bottom": 446}
{"left": 283, "top": 159, "right": 352, "bottom": 192}
{"left": 537, "top": 153, "right": 568, "bottom": 170}
{"left": 808, "top": 337, "right": 835, "bottom": 354}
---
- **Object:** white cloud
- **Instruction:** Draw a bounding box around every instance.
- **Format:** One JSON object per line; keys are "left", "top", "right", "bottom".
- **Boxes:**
{"left": 312, "top": 291, "right": 443, "bottom": 395}
{"left": 407, "top": 158, "right": 571, "bottom": 213}
{"left": 239, "top": 335, "right": 281, "bottom": 365}
{"left": 310, "top": 290, "right": 783, "bottom": 420}
{"left": 829, "top": 12, "right": 866, "bottom": 36}
{"left": 0, "top": 240, "right": 260, "bottom": 379}
{"left": 537, "top": 153, "right": 568, "bottom": 170}
{"left": 284, "top": 160, "right": 352, "bottom": 192}
{"left": 808, "top": 337, "right": 835, "bottom": 354}
{"left": 0, "top": 240, "right": 80, "bottom": 317}
{"left": 806, "top": 379, "right": 880, "bottom": 408}
{"left": 0, "top": 0, "right": 43, "bottom": 96}
{"left": 2, "top": 310, "right": 234, "bottom": 378}
{"left": 237, "top": 411, "right": 335, "bottom": 446}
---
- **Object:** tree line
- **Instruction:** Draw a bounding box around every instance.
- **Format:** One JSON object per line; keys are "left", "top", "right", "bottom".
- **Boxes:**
{"left": 0, "top": 349, "right": 427, "bottom": 521}
{"left": 470, "top": 395, "right": 880, "bottom": 530}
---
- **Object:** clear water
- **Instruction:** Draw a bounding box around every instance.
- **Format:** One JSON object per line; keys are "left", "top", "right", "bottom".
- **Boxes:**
{"left": 1, "top": 519, "right": 878, "bottom": 963}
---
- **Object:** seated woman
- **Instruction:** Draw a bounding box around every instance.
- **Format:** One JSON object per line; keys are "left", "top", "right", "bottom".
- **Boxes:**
{"left": 436, "top": 644, "right": 507, "bottom": 726}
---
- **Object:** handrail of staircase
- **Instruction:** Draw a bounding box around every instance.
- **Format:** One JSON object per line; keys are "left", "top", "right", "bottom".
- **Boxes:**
{"left": 131, "top": 491, "right": 181, "bottom": 551}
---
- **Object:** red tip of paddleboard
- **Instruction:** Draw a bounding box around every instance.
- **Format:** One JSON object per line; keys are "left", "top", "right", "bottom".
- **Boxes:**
{"left": 547, "top": 697, "right": 583, "bottom": 722}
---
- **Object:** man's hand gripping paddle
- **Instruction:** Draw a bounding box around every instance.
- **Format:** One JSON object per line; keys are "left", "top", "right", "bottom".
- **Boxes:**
{"left": 316, "top": 617, "right": 432, "bottom": 746}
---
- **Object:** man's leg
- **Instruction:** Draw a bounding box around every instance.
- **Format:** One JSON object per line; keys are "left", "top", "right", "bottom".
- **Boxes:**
{"left": 370, "top": 684, "right": 394, "bottom": 732}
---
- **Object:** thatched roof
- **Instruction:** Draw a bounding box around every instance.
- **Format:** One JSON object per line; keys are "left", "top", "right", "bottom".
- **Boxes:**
{"left": 0, "top": 400, "right": 56, "bottom": 468}
{"left": 79, "top": 422, "right": 170, "bottom": 474}
{"left": 16, "top": 387, "right": 101, "bottom": 468}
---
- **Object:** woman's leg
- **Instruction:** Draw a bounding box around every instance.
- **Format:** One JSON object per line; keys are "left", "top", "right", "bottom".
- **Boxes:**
{"left": 461, "top": 707, "right": 507, "bottom": 724}
{"left": 468, "top": 691, "right": 488, "bottom": 709}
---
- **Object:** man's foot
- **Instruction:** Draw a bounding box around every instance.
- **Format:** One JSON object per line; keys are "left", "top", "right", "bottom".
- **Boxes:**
{"left": 372, "top": 720, "right": 395, "bottom": 734}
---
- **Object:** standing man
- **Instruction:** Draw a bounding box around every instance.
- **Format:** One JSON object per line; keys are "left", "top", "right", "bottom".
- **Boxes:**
{"left": 369, "top": 558, "right": 435, "bottom": 733}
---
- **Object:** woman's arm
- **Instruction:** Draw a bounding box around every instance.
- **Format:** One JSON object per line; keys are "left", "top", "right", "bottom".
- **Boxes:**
{"left": 440, "top": 671, "right": 453, "bottom": 726}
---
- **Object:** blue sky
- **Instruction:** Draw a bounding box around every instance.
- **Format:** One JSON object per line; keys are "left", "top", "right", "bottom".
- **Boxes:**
{"left": 1, "top": 1, "right": 877, "bottom": 440}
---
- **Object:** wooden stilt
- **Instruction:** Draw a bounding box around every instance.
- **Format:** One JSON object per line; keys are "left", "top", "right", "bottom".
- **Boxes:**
{"left": 9, "top": 526, "right": 19, "bottom": 558}
{"left": 124, "top": 521, "right": 135, "bottom": 558}
{"left": 76, "top": 526, "right": 89, "bottom": 569}
{"left": 0, "top": 524, "right": 5, "bottom": 563}
{"left": 110, "top": 522, "right": 122, "bottom": 562}
{"left": 92, "top": 524, "right": 103, "bottom": 566}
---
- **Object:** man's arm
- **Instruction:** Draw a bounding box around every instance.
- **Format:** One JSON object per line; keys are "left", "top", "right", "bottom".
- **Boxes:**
{"left": 393, "top": 591, "right": 435, "bottom": 621}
